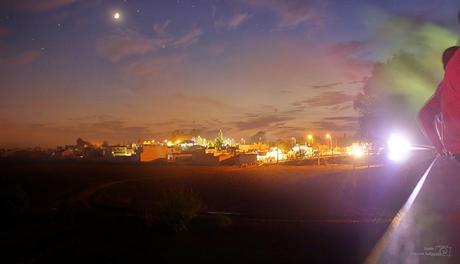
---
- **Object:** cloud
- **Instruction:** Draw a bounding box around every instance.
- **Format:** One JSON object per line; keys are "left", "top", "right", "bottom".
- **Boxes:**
{"left": 312, "top": 120, "right": 357, "bottom": 132}
{"left": 312, "top": 116, "right": 359, "bottom": 132}
{"left": 96, "top": 29, "right": 157, "bottom": 62}
{"left": 243, "top": 0, "right": 324, "bottom": 28}
{"left": 311, "top": 82, "right": 343, "bottom": 89}
{"left": 173, "top": 92, "right": 236, "bottom": 110}
{"left": 0, "top": 117, "right": 152, "bottom": 148}
{"left": 323, "top": 116, "right": 359, "bottom": 122}
{"left": 9, "top": 50, "right": 42, "bottom": 65}
{"left": 122, "top": 54, "right": 185, "bottom": 78}
{"left": 233, "top": 114, "right": 293, "bottom": 130}
{"left": 330, "top": 41, "right": 367, "bottom": 57}
{"left": 96, "top": 23, "right": 204, "bottom": 62}
{"left": 295, "top": 91, "right": 355, "bottom": 107}
{"left": 173, "top": 25, "right": 203, "bottom": 48}
{"left": 153, "top": 19, "right": 172, "bottom": 38}
{"left": 0, "top": 0, "right": 78, "bottom": 13}
{"left": 279, "top": 90, "right": 292, "bottom": 94}
{"left": 215, "top": 12, "right": 252, "bottom": 30}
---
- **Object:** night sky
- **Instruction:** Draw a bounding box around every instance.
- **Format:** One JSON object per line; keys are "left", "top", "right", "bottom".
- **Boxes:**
{"left": 0, "top": 0, "right": 458, "bottom": 147}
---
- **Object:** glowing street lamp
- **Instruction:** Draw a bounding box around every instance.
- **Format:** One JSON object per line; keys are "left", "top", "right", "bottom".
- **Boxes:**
{"left": 307, "top": 134, "right": 313, "bottom": 146}
{"left": 326, "top": 134, "right": 332, "bottom": 156}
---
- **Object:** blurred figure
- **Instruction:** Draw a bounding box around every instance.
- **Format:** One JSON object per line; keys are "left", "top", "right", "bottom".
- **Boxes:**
{"left": 418, "top": 46, "right": 460, "bottom": 160}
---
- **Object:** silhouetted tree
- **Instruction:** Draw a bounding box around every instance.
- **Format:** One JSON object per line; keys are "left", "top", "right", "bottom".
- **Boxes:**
{"left": 76, "top": 138, "right": 91, "bottom": 147}
{"left": 249, "top": 131, "right": 267, "bottom": 144}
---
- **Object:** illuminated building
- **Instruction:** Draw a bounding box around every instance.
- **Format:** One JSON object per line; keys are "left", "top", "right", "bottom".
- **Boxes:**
{"left": 140, "top": 145, "right": 168, "bottom": 162}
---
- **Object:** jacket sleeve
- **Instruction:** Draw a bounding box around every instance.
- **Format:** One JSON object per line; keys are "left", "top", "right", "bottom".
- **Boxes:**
{"left": 446, "top": 50, "right": 460, "bottom": 94}
{"left": 417, "top": 83, "right": 445, "bottom": 154}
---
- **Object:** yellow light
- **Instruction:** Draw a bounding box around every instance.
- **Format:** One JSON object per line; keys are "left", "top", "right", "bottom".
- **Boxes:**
{"left": 326, "top": 134, "right": 331, "bottom": 139}
{"left": 307, "top": 134, "right": 313, "bottom": 140}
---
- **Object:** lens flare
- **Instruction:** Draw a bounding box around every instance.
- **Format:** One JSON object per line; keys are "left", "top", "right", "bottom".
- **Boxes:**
{"left": 387, "top": 133, "right": 411, "bottom": 162}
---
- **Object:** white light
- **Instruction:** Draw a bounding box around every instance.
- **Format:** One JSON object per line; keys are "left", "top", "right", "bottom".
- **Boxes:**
{"left": 352, "top": 145, "right": 364, "bottom": 158}
{"left": 387, "top": 133, "right": 411, "bottom": 162}
{"left": 113, "top": 12, "right": 120, "bottom": 20}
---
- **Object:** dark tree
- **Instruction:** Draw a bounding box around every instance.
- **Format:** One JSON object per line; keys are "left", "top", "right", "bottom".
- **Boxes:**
{"left": 76, "top": 138, "right": 91, "bottom": 147}
{"left": 249, "top": 131, "right": 267, "bottom": 144}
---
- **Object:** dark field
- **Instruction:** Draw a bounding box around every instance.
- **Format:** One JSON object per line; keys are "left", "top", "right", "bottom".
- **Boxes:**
{"left": 0, "top": 159, "right": 432, "bottom": 263}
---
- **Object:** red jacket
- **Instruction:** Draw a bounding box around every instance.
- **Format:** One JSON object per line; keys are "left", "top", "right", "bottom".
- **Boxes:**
{"left": 419, "top": 50, "right": 460, "bottom": 154}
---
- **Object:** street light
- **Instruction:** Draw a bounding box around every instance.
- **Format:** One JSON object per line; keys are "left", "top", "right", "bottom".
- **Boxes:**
{"left": 326, "top": 134, "right": 332, "bottom": 156}
{"left": 307, "top": 134, "right": 313, "bottom": 146}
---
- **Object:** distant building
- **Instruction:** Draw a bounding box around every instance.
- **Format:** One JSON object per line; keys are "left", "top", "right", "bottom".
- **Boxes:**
{"left": 221, "top": 153, "right": 258, "bottom": 166}
{"left": 168, "top": 152, "right": 193, "bottom": 162}
{"left": 103, "top": 145, "right": 139, "bottom": 162}
{"left": 191, "top": 149, "right": 220, "bottom": 165}
{"left": 238, "top": 143, "right": 269, "bottom": 153}
{"left": 140, "top": 145, "right": 168, "bottom": 162}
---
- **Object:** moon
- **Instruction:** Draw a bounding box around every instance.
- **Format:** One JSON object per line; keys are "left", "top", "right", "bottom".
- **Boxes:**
{"left": 113, "top": 12, "right": 120, "bottom": 20}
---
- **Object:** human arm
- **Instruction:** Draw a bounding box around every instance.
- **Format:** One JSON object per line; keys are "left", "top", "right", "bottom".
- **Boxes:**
{"left": 417, "top": 84, "right": 445, "bottom": 154}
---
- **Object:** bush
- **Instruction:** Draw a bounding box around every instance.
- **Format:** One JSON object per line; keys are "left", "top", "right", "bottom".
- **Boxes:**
{"left": 157, "top": 187, "right": 205, "bottom": 232}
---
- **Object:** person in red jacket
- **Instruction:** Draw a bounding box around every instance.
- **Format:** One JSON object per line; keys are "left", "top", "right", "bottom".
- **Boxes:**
{"left": 418, "top": 46, "right": 460, "bottom": 160}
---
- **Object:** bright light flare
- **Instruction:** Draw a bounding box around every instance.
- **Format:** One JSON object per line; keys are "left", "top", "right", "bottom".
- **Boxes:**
{"left": 387, "top": 133, "right": 411, "bottom": 162}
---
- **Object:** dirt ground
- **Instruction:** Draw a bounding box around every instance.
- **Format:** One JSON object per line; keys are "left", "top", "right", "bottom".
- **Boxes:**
{"left": 0, "top": 157, "right": 433, "bottom": 263}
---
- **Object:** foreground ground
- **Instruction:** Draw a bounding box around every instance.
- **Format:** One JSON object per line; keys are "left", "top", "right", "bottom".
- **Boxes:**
{"left": 0, "top": 156, "right": 433, "bottom": 263}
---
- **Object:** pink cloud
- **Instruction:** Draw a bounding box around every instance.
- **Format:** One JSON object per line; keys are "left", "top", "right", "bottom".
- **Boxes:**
{"left": 96, "top": 29, "right": 157, "bottom": 62}
{"left": 9, "top": 50, "right": 42, "bottom": 65}
{"left": 122, "top": 54, "right": 185, "bottom": 78}
{"left": 96, "top": 23, "right": 204, "bottom": 62}
{"left": 215, "top": 12, "right": 252, "bottom": 30}
{"left": 0, "top": 0, "right": 78, "bottom": 13}
{"left": 173, "top": 26, "right": 203, "bottom": 48}
{"left": 153, "top": 19, "right": 172, "bottom": 37}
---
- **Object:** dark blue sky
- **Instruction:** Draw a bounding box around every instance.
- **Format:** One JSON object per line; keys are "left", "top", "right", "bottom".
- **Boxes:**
{"left": 0, "top": 0, "right": 458, "bottom": 147}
